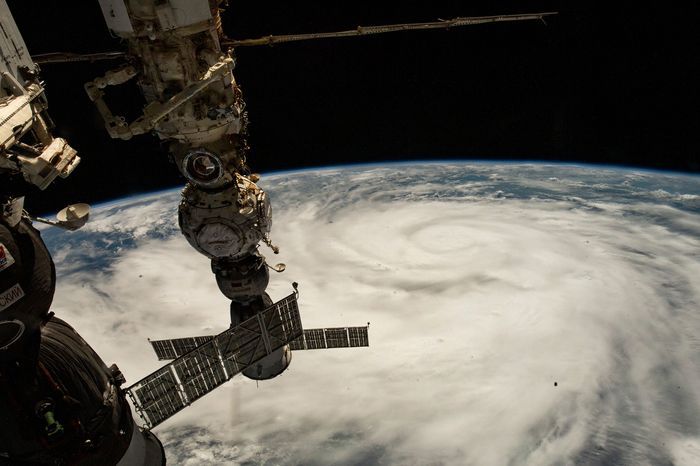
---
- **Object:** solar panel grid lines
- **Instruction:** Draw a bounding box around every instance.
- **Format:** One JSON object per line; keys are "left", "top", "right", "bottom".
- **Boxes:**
{"left": 150, "top": 339, "right": 177, "bottom": 360}
{"left": 127, "top": 293, "right": 303, "bottom": 429}
{"left": 172, "top": 342, "right": 227, "bottom": 403}
{"left": 150, "top": 325, "right": 370, "bottom": 359}
{"left": 348, "top": 326, "right": 370, "bottom": 347}
{"left": 130, "top": 367, "right": 186, "bottom": 428}
{"left": 304, "top": 328, "right": 326, "bottom": 350}
{"left": 269, "top": 298, "right": 300, "bottom": 338}
{"left": 324, "top": 328, "right": 350, "bottom": 348}
{"left": 230, "top": 319, "right": 268, "bottom": 366}
{"left": 132, "top": 295, "right": 369, "bottom": 428}
{"left": 217, "top": 330, "right": 244, "bottom": 378}
{"left": 294, "top": 326, "right": 370, "bottom": 350}
{"left": 255, "top": 312, "right": 273, "bottom": 353}
{"left": 150, "top": 336, "right": 215, "bottom": 361}
{"left": 148, "top": 296, "right": 308, "bottom": 359}
{"left": 288, "top": 335, "right": 305, "bottom": 351}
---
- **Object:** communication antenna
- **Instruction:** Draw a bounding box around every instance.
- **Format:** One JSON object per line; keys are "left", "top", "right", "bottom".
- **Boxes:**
{"left": 28, "top": 203, "right": 90, "bottom": 231}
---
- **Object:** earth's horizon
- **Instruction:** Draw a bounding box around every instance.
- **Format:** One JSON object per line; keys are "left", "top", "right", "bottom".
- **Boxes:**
{"left": 79, "top": 160, "right": 700, "bottom": 212}
{"left": 42, "top": 161, "right": 700, "bottom": 465}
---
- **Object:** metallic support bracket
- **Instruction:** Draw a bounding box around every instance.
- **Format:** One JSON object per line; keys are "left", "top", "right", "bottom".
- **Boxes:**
{"left": 84, "top": 58, "right": 233, "bottom": 141}
{"left": 84, "top": 65, "right": 138, "bottom": 140}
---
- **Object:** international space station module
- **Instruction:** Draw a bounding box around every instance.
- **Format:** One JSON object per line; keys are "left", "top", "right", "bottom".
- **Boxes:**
{"left": 0, "top": 1, "right": 165, "bottom": 463}
{"left": 87, "top": 0, "right": 303, "bottom": 383}
{"left": 0, "top": 0, "right": 555, "bottom": 463}
{"left": 86, "top": 0, "right": 370, "bottom": 428}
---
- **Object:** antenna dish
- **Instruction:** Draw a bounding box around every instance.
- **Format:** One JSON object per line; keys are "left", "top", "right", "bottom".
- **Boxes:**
{"left": 56, "top": 203, "right": 91, "bottom": 230}
{"left": 28, "top": 203, "right": 91, "bottom": 230}
{"left": 267, "top": 262, "right": 286, "bottom": 273}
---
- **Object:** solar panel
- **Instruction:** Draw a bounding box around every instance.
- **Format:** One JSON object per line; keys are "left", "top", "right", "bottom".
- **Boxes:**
{"left": 127, "top": 293, "right": 303, "bottom": 428}
{"left": 132, "top": 367, "right": 185, "bottom": 427}
{"left": 348, "top": 326, "right": 370, "bottom": 347}
{"left": 289, "top": 326, "right": 370, "bottom": 350}
{"left": 150, "top": 336, "right": 214, "bottom": 360}
{"left": 303, "top": 328, "right": 326, "bottom": 350}
{"left": 288, "top": 336, "right": 305, "bottom": 351}
{"left": 150, "top": 339, "right": 177, "bottom": 360}
{"left": 152, "top": 324, "right": 371, "bottom": 356}
{"left": 324, "top": 328, "right": 350, "bottom": 348}
{"left": 268, "top": 295, "right": 304, "bottom": 347}
{"left": 216, "top": 316, "right": 268, "bottom": 375}
{"left": 172, "top": 342, "right": 227, "bottom": 403}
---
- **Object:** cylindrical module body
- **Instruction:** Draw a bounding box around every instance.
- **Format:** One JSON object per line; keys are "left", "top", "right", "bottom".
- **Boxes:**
{"left": 242, "top": 347, "right": 293, "bottom": 381}
{"left": 93, "top": 0, "right": 291, "bottom": 386}
{"left": 230, "top": 294, "right": 293, "bottom": 381}
{"left": 178, "top": 179, "right": 272, "bottom": 261}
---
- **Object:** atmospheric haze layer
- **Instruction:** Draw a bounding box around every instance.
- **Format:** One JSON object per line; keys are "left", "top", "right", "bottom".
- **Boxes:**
{"left": 41, "top": 162, "right": 700, "bottom": 465}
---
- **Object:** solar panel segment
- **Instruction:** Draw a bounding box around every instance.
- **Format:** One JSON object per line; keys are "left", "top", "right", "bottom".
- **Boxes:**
{"left": 287, "top": 326, "right": 369, "bottom": 351}
{"left": 151, "top": 326, "right": 370, "bottom": 357}
{"left": 128, "top": 293, "right": 302, "bottom": 428}
{"left": 150, "top": 336, "right": 214, "bottom": 360}
{"left": 136, "top": 292, "right": 369, "bottom": 429}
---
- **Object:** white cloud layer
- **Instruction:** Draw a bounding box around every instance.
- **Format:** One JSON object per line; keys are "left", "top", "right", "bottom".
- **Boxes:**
{"left": 45, "top": 164, "right": 700, "bottom": 465}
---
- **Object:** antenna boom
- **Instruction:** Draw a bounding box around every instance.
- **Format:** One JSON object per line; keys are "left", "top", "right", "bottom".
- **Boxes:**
{"left": 32, "top": 12, "right": 557, "bottom": 64}
{"left": 223, "top": 12, "right": 558, "bottom": 48}
{"left": 32, "top": 51, "right": 126, "bottom": 65}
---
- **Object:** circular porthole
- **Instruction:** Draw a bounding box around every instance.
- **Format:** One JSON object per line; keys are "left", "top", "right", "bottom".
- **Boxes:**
{"left": 182, "top": 150, "right": 224, "bottom": 187}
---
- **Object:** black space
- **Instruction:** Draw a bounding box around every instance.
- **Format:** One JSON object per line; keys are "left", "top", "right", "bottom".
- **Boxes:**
{"left": 5, "top": 1, "right": 700, "bottom": 214}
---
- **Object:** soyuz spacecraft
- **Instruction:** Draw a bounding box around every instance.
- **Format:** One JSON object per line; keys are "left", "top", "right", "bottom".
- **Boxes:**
{"left": 0, "top": 1, "right": 555, "bottom": 464}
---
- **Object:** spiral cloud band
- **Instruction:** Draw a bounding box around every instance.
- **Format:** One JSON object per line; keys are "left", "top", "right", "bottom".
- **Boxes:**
{"left": 44, "top": 163, "right": 700, "bottom": 465}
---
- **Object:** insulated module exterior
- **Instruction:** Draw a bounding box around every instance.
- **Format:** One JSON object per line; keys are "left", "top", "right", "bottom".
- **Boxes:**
{"left": 88, "top": 0, "right": 287, "bottom": 380}
{"left": 0, "top": 2, "right": 163, "bottom": 464}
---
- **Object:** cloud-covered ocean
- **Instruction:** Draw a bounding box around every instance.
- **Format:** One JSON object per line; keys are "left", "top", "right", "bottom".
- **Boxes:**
{"left": 43, "top": 163, "right": 700, "bottom": 465}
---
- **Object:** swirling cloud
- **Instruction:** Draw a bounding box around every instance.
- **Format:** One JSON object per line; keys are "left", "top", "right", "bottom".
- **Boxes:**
{"left": 46, "top": 163, "right": 700, "bottom": 465}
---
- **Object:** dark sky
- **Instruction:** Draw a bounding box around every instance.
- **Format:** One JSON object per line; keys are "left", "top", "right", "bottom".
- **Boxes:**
{"left": 6, "top": 1, "right": 699, "bottom": 214}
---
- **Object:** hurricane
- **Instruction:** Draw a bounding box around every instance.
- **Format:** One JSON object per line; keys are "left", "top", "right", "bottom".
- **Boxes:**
{"left": 42, "top": 163, "right": 700, "bottom": 465}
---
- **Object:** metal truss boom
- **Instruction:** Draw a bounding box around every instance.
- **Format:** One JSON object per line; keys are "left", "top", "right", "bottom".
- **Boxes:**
{"left": 32, "top": 12, "right": 557, "bottom": 64}
{"left": 224, "top": 12, "right": 557, "bottom": 48}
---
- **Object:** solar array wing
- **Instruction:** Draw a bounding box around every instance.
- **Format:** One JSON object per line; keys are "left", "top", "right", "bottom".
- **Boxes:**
{"left": 151, "top": 325, "right": 371, "bottom": 357}
{"left": 348, "top": 326, "right": 370, "bottom": 347}
{"left": 289, "top": 326, "right": 369, "bottom": 350}
{"left": 150, "top": 336, "right": 214, "bottom": 360}
{"left": 132, "top": 367, "right": 183, "bottom": 427}
{"left": 324, "top": 328, "right": 350, "bottom": 348}
{"left": 126, "top": 293, "right": 302, "bottom": 429}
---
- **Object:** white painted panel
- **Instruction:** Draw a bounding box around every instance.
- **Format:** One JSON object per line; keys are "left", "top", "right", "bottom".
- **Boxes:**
{"left": 98, "top": 0, "right": 134, "bottom": 35}
{"left": 168, "top": 0, "right": 211, "bottom": 27}
{"left": 0, "top": 0, "right": 37, "bottom": 77}
{"left": 0, "top": 95, "right": 34, "bottom": 148}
